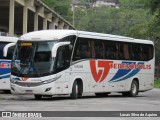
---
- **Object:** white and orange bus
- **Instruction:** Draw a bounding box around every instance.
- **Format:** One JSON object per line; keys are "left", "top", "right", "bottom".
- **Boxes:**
{"left": 10, "top": 30, "right": 154, "bottom": 99}
{"left": 0, "top": 36, "right": 18, "bottom": 92}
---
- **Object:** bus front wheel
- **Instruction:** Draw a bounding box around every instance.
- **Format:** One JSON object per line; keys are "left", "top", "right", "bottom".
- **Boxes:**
{"left": 70, "top": 81, "right": 78, "bottom": 99}
{"left": 70, "top": 81, "right": 82, "bottom": 99}
{"left": 122, "top": 80, "right": 138, "bottom": 97}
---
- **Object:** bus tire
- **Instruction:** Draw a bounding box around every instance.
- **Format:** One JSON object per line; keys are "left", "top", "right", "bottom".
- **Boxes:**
{"left": 34, "top": 95, "right": 42, "bottom": 100}
{"left": 78, "top": 93, "right": 82, "bottom": 98}
{"left": 122, "top": 80, "right": 138, "bottom": 97}
{"left": 129, "top": 80, "right": 138, "bottom": 97}
{"left": 70, "top": 81, "right": 78, "bottom": 99}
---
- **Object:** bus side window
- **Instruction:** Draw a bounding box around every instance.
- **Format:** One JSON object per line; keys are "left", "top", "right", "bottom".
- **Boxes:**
{"left": 141, "top": 45, "right": 147, "bottom": 61}
{"left": 105, "top": 41, "right": 117, "bottom": 59}
{"left": 116, "top": 43, "right": 124, "bottom": 60}
{"left": 94, "top": 40, "right": 104, "bottom": 59}
{"left": 141, "top": 45, "right": 153, "bottom": 61}
{"left": 130, "top": 44, "right": 143, "bottom": 61}
{"left": 129, "top": 44, "right": 138, "bottom": 60}
{"left": 73, "top": 38, "right": 91, "bottom": 61}
{"left": 148, "top": 45, "right": 153, "bottom": 60}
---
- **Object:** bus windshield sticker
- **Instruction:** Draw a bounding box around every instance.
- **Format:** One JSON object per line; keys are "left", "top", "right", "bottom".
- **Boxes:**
{"left": 15, "top": 60, "right": 20, "bottom": 69}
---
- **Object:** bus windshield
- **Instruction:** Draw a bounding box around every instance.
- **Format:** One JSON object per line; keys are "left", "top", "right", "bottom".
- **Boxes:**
{"left": 11, "top": 41, "right": 57, "bottom": 77}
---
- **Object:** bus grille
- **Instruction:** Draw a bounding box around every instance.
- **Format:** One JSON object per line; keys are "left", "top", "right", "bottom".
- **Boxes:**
{"left": 15, "top": 82, "right": 42, "bottom": 87}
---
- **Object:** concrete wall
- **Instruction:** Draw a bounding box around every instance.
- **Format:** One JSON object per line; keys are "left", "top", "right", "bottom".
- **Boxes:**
{"left": 0, "top": 0, "right": 74, "bottom": 36}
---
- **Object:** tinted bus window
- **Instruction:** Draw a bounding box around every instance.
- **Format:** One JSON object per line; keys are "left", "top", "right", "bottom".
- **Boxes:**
{"left": 116, "top": 42, "right": 124, "bottom": 60}
{"left": 148, "top": 45, "right": 154, "bottom": 60}
{"left": 72, "top": 38, "right": 154, "bottom": 62}
{"left": 141, "top": 44, "right": 153, "bottom": 61}
{"left": 94, "top": 40, "right": 105, "bottom": 59}
{"left": 104, "top": 41, "right": 117, "bottom": 59}
{"left": 73, "top": 38, "right": 91, "bottom": 61}
{"left": 128, "top": 43, "right": 153, "bottom": 61}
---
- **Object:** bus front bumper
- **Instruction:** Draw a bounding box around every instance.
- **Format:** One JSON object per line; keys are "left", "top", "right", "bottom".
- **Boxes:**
{"left": 10, "top": 82, "right": 55, "bottom": 95}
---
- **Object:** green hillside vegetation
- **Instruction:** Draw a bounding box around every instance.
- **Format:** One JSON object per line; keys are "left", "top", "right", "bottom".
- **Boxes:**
{"left": 42, "top": 0, "right": 160, "bottom": 73}
{"left": 155, "top": 80, "right": 160, "bottom": 88}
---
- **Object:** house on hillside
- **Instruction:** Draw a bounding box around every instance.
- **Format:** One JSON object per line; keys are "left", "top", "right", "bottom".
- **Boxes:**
{"left": 93, "top": 0, "right": 119, "bottom": 8}
{"left": 71, "top": 0, "right": 119, "bottom": 10}
{"left": 71, "top": 0, "right": 87, "bottom": 11}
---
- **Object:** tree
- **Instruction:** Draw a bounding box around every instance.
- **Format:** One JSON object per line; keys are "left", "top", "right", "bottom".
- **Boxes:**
{"left": 145, "top": 0, "right": 160, "bottom": 67}
{"left": 42, "top": 0, "right": 72, "bottom": 22}
{"left": 74, "top": 5, "right": 152, "bottom": 37}
{"left": 147, "top": 0, "right": 160, "bottom": 18}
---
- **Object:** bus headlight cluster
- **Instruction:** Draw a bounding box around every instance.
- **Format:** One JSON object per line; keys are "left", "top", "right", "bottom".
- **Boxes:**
{"left": 41, "top": 75, "right": 61, "bottom": 84}
{"left": 10, "top": 78, "right": 17, "bottom": 84}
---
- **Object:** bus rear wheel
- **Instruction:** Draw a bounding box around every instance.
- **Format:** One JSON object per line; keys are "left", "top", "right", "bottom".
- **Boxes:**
{"left": 34, "top": 95, "right": 42, "bottom": 100}
{"left": 122, "top": 80, "right": 138, "bottom": 97}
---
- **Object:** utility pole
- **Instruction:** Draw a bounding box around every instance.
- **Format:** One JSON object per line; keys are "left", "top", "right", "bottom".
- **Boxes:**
{"left": 72, "top": 4, "right": 75, "bottom": 27}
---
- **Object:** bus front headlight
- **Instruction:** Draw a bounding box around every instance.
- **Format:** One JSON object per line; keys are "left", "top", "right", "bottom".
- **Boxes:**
{"left": 10, "top": 78, "right": 17, "bottom": 84}
{"left": 41, "top": 75, "right": 61, "bottom": 84}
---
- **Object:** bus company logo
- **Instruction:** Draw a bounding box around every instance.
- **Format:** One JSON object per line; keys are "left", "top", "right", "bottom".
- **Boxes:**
{"left": 90, "top": 60, "right": 113, "bottom": 83}
{"left": 90, "top": 60, "right": 151, "bottom": 83}
{"left": 21, "top": 78, "right": 29, "bottom": 81}
{"left": 0, "top": 62, "right": 11, "bottom": 68}
{"left": 12, "top": 77, "right": 29, "bottom": 81}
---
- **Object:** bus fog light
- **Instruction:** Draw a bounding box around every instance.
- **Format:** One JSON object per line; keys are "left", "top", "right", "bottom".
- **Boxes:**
{"left": 45, "top": 87, "right": 52, "bottom": 92}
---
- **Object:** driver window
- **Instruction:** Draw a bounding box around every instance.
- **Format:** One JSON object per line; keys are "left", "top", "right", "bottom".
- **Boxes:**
{"left": 55, "top": 45, "right": 70, "bottom": 72}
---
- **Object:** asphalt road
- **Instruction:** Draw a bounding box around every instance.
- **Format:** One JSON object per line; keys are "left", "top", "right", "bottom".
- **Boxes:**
{"left": 0, "top": 89, "right": 160, "bottom": 120}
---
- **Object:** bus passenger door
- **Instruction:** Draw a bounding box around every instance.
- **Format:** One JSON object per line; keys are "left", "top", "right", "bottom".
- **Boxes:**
{"left": 53, "top": 45, "right": 71, "bottom": 94}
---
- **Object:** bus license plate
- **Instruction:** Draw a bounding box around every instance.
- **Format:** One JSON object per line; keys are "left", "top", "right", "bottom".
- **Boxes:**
{"left": 25, "top": 90, "right": 33, "bottom": 94}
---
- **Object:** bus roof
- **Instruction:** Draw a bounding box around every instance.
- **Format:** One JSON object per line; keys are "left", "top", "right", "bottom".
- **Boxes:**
{"left": 0, "top": 36, "right": 18, "bottom": 43}
{"left": 19, "top": 30, "right": 153, "bottom": 45}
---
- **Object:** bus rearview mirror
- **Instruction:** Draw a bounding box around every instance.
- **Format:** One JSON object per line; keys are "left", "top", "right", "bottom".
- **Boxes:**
{"left": 3, "top": 43, "right": 16, "bottom": 57}
{"left": 52, "top": 42, "right": 70, "bottom": 58}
